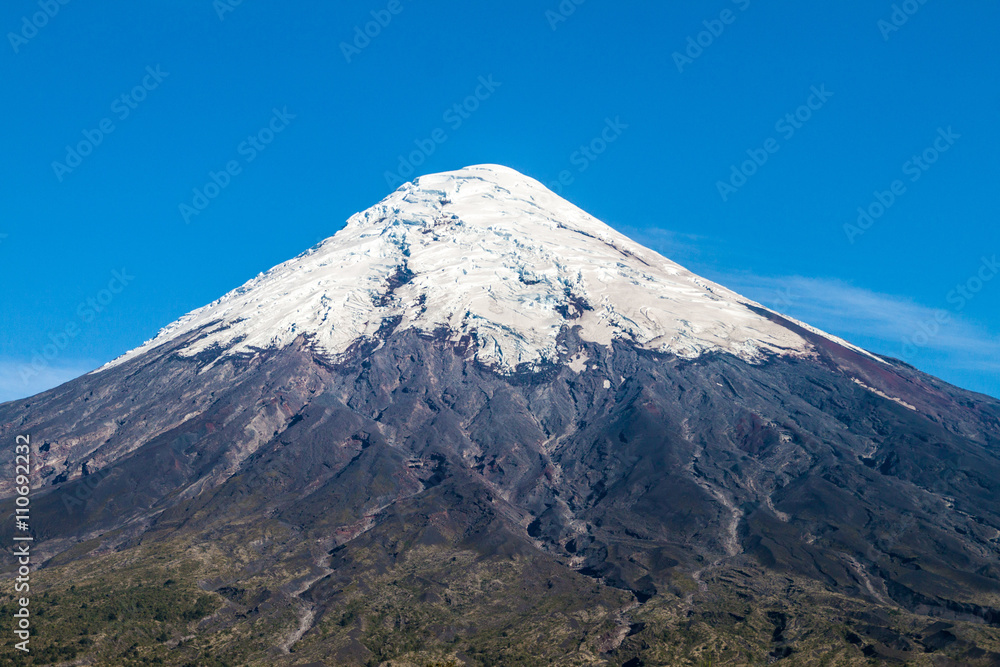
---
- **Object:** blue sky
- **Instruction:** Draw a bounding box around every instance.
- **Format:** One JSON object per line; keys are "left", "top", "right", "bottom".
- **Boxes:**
{"left": 1, "top": 0, "right": 998, "bottom": 401}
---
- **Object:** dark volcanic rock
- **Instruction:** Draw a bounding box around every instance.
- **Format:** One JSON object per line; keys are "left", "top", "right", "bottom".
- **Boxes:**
{"left": 3, "top": 327, "right": 999, "bottom": 630}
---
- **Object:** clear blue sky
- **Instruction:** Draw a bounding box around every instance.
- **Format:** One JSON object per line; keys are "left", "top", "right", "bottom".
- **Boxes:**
{"left": 1, "top": 0, "right": 998, "bottom": 401}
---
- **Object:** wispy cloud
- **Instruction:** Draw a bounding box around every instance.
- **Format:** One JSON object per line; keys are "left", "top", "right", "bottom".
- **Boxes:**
{"left": 722, "top": 274, "right": 996, "bottom": 353}
{"left": 0, "top": 360, "right": 97, "bottom": 405}
{"left": 618, "top": 225, "right": 710, "bottom": 263}
{"left": 626, "top": 226, "right": 1000, "bottom": 397}
{"left": 715, "top": 272, "right": 1000, "bottom": 395}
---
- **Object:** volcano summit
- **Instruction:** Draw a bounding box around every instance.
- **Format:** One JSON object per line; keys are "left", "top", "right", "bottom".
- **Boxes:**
{"left": 110, "top": 164, "right": 871, "bottom": 372}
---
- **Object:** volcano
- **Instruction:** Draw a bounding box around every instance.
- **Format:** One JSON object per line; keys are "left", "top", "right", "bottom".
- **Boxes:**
{"left": 3, "top": 165, "right": 999, "bottom": 665}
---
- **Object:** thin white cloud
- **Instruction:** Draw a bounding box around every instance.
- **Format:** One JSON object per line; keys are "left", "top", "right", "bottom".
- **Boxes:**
{"left": 626, "top": 227, "right": 1000, "bottom": 386}
{"left": 618, "top": 225, "right": 709, "bottom": 262}
{"left": 717, "top": 272, "right": 1000, "bottom": 371}
{"left": 0, "top": 360, "right": 97, "bottom": 405}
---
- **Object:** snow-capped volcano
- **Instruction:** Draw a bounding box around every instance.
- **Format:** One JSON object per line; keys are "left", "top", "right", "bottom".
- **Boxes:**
{"left": 6, "top": 165, "right": 1000, "bottom": 665}
{"left": 106, "top": 165, "right": 867, "bottom": 372}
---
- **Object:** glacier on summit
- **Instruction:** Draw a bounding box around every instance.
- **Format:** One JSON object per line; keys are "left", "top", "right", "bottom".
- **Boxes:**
{"left": 103, "top": 165, "right": 874, "bottom": 373}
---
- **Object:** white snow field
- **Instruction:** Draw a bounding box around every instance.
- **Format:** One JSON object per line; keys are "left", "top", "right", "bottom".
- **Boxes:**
{"left": 103, "top": 165, "right": 877, "bottom": 373}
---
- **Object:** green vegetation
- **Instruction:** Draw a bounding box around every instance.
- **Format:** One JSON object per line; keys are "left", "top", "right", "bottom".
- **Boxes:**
{"left": 0, "top": 549, "right": 223, "bottom": 666}
{"left": 2, "top": 519, "right": 998, "bottom": 666}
